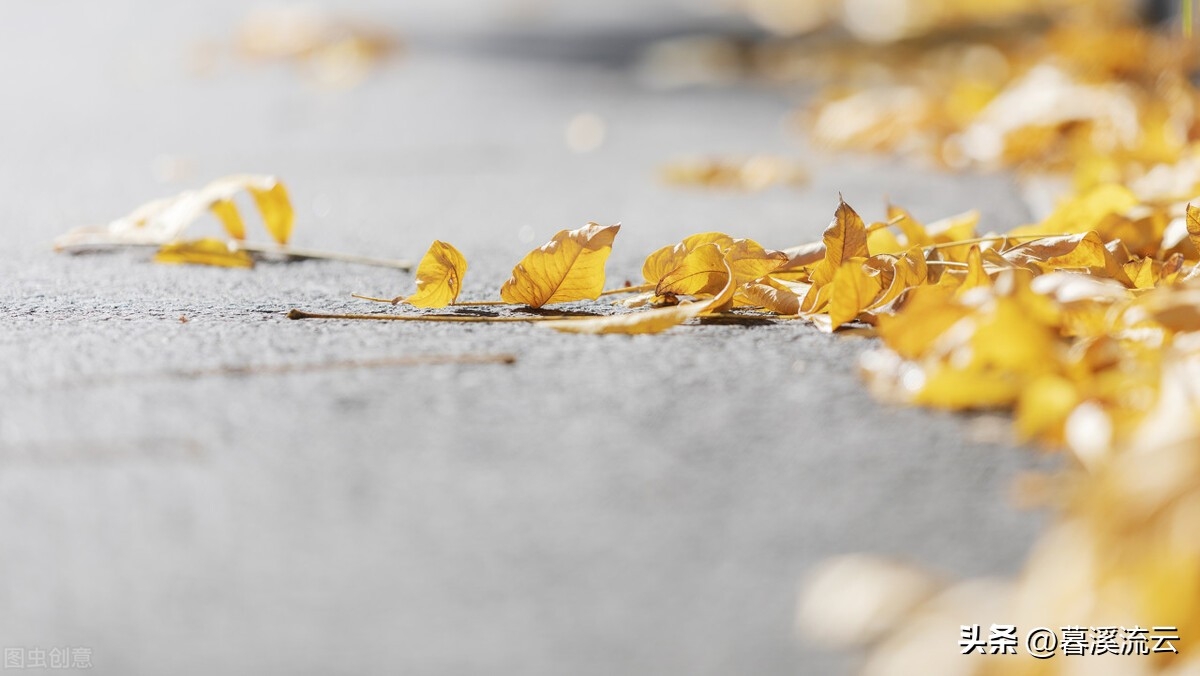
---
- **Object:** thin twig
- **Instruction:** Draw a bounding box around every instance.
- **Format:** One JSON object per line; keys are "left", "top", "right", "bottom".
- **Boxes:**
{"left": 354, "top": 286, "right": 655, "bottom": 306}
{"left": 352, "top": 293, "right": 399, "bottom": 304}
{"left": 866, "top": 213, "right": 909, "bottom": 233}
{"left": 288, "top": 309, "right": 558, "bottom": 322}
{"left": 351, "top": 294, "right": 526, "bottom": 307}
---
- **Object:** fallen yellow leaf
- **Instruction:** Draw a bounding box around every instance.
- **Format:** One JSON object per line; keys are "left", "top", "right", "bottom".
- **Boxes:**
{"left": 500, "top": 222, "right": 620, "bottom": 308}
{"left": 886, "top": 203, "right": 933, "bottom": 247}
{"left": 246, "top": 180, "right": 294, "bottom": 245}
{"left": 953, "top": 245, "right": 990, "bottom": 293}
{"left": 725, "top": 239, "right": 789, "bottom": 284}
{"left": 736, "top": 276, "right": 800, "bottom": 314}
{"left": 828, "top": 259, "right": 883, "bottom": 327}
{"left": 153, "top": 238, "right": 254, "bottom": 268}
{"left": 1187, "top": 203, "right": 1200, "bottom": 254}
{"left": 54, "top": 174, "right": 296, "bottom": 249}
{"left": 1005, "top": 231, "right": 1132, "bottom": 285}
{"left": 655, "top": 242, "right": 729, "bottom": 297}
{"left": 812, "top": 198, "right": 870, "bottom": 286}
{"left": 642, "top": 232, "right": 734, "bottom": 284}
{"left": 210, "top": 199, "right": 246, "bottom": 240}
{"left": 397, "top": 240, "right": 468, "bottom": 308}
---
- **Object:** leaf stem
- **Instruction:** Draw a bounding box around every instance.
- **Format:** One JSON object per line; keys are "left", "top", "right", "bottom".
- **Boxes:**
{"left": 350, "top": 294, "right": 514, "bottom": 307}
{"left": 866, "top": 213, "right": 909, "bottom": 233}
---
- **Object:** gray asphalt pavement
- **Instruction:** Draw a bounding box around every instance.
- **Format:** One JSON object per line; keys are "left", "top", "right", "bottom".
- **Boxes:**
{"left": 0, "top": 3, "right": 1053, "bottom": 674}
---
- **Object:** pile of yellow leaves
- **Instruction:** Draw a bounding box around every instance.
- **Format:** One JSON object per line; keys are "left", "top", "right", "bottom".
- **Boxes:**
{"left": 362, "top": 182, "right": 1200, "bottom": 672}
{"left": 765, "top": 8, "right": 1200, "bottom": 673}
{"left": 792, "top": 15, "right": 1200, "bottom": 200}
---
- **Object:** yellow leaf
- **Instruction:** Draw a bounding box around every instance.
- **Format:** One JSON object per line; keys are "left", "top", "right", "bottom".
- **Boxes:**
{"left": 828, "top": 260, "right": 883, "bottom": 327}
{"left": 813, "top": 198, "right": 870, "bottom": 286}
{"left": 642, "top": 232, "right": 734, "bottom": 284}
{"left": 913, "top": 367, "right": 1024, "bottom": 410}
{"left": 1187, "top": 203, "right": 1200, "bottom": 254}
{"left": 725, "top": 239, "right": 789, "bottom": 283}
{"left": 1123, "top": 257, "right": 1159, "bottom": 290}
{"left": 210, "top": 199, "right": 246, "bottom": 240}
{"left": 870, "top": 247, "right": 927, "bottom": 311}
{"left": 54, "top": 174, "right": 296, "bottom": 249}
{"left": 500, "top": 222, "right": 620, "bottom": 308}
{"left": 153, "top": 238, "right": 254, "bottom": 269}
{"left": 778, "top": 240, "right": 826, "bottom": 273}
{"left": 1038, "top": 183, "right": 1138, "bottom": 235}
{"left": 1015, "top": 375, "right": 1079, "bottom": 443}
{"left": 926, "top": 210, "right": 979, "bottom": 244}
{"left": 875, "top": 285, "right": 965, "bottom": 359}
{"left": 247, "top": 180, "right": 295, "bottom": 245}
{"left": 1004, "top": 231, "right": 1132, "bottom": 285}
{"left": 968, "top": 297, "right": 1061, "bottom": 374}
{"left": 546, "top": 258, "right": 735, "bottom": 334}
{"left": 1123, "top": 286, "right": 1200, "bottom": 333}
{"left": 398, "top": 241, "right": 468, "bottom": 308}
{"left": 886, "top": 204, "right": 933, "bottom": 247}
{"left": 736, "top": 276, "right": 800, "bottom": 315}
{"left": 954, "top": 245, "right": 990, "bottom": 293}
{"left": 652, "top": 236, "right": 785, "bottom": 296}
{"left": 655, "top": 242, "right": 730, "bottom": 297}
{"left": 800, "top": 278, "right": 834, "bottom": 314}
{"left": 867, "top": 226, "right": 905, "bottom": 255}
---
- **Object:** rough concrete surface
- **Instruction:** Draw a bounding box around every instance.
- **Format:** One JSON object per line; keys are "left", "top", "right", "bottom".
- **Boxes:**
{"left": 0, "top": 3, "right": 1055, "bottom": 675}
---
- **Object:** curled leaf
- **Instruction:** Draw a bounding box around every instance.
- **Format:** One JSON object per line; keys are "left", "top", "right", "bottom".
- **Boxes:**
{"left": 55, "top": 174, "right": 295, "bottom": 249}
{"left": 210, "top": 199, "right": 246, "bottom": 240}
{"left": 736, "top": 276, "right": 801, "bottom": 315}
{"left": 397, "top": 241, "right": 467, "bottom": 308}
{"left": 500, "top": 223, "right": 620, "bottom": 308}
{"left": 828, "top": 260, "right": 884, "bottom": 328}
{"left": 869, "top": 247, "right": 927, "bottom": 311}
{"left": 1004, "top": 231, "right": 1132, "bottom": 285}
{"left": 949, "top": 245, "right": 990, "bottom": 294}
{"left": 246, "top": 180, "right": 294, "bottom": 244}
